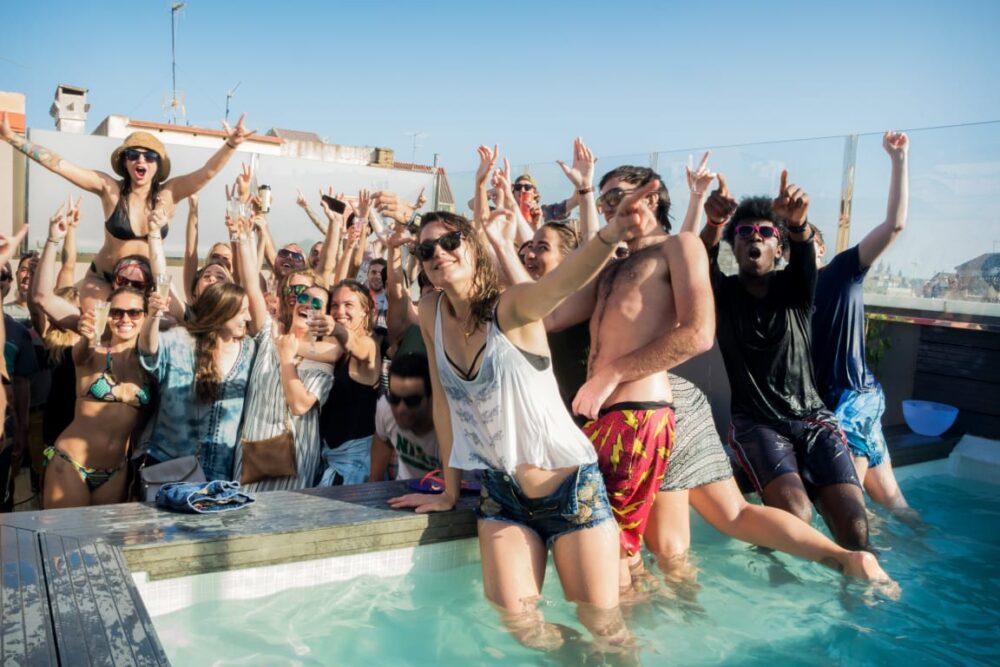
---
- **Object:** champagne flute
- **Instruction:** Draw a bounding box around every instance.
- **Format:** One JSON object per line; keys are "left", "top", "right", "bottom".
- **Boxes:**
{"left": 92, "top": 300, "right": 111, "bottom": 349}
{"left": 155, "top": 274, "right": 171, "bottom": 300}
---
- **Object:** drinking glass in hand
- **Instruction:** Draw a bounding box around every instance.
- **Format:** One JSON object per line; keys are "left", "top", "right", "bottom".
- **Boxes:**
{"left": 92, "top": 300, "right": 111, "bottom": 349}
{"left": 155, "top": 274, "right": 171, "bottom": 300}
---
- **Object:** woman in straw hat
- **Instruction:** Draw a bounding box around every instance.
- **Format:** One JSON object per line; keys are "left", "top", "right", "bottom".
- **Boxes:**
{"left": 0, "top": 111, "right": 253, "bottom": 310}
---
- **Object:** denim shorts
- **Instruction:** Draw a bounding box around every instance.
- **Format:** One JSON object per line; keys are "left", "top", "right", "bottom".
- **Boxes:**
{"left": 827, "top": 384, "right": 889, "bottom": 467}
{"left": 475, "top": 462, "right": 614, "bottom": 547}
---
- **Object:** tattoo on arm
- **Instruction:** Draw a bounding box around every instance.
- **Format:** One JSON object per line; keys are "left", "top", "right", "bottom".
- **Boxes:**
{"left": 15, "top": 138, "right": 62, "bottom": 169}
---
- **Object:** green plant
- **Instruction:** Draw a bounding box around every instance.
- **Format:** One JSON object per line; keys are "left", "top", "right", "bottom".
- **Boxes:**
{"left": 865, "top": 316, "right": 892, "bottom": 374}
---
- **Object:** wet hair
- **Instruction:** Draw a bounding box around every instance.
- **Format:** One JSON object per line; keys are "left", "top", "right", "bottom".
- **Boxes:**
{"left": 116, "top": 154, "right": 163, "bottom": 220}
{"left": 186, "top": 282, "right": 247, "bottom": 404}
{"left": 44, "top": 286, "right": 81, "bottom": 365}
{"left": 389, "top": 353, "right": 432, "bottom": 397}
{"left": 331, "top": 279, "right": 374, "bottom": 333}
{"left": 191, "top": 261, "right": 233, "bottom": 299}
{"left": 723, "top": 196, "right": 789, "bottom": 247}
{"left": 418, "top": 212, "right": 500, "bottom": 327}
{"left": 538, "top": 222, "right": 579, "bottom": 257}
{"left": 598, "top": 165, "right": 672, "bottom": 232}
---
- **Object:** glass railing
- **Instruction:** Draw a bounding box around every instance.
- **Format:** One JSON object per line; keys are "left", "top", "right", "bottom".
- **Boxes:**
{"left": 447, "top": 121, "right": 1000, "bottom": 321}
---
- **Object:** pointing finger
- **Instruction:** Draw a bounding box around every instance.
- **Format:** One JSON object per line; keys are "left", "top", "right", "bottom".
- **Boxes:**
{"left": 716, "top": 173, "right": 729, "bottom": 195}
{"left": 779, "top": 169, "right": 788, "bottom": 195}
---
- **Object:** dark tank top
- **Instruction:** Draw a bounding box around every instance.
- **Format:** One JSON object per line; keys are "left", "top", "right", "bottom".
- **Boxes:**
{"left": 547, "top": 320, "right": 590, "bottom": 412}
{"left": 319, "top": 358, "right": 379, "bottom": 449}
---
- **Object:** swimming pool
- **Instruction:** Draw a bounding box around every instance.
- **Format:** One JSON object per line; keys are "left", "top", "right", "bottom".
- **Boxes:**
{"left": 147, "top": 459, "right": 1000, "bottom": 666}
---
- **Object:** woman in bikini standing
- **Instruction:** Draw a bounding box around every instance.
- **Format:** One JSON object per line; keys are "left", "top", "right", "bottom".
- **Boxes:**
{"left": 40, "top": 209, "right": 152, "bottom": 508}
{"left": 0, "top": 110, "right": 253, "bottom": 310}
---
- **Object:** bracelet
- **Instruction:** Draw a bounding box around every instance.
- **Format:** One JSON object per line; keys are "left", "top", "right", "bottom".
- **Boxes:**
{"left": 786, "top": 220, "right": 809, "bottom": 234}
{"left": 578, "top": 186, "right": 594, "bottom": 196}
{"left": 225, "top": 140, "right": 237, "bottom": 149}
{"left": 46, "top": 238, "right": 61, "bottom": 245}
{"left": 690, "top": 189, "right": 706, "bottom": 196}
{"left": 596, "top": 227, "right": 616, "bottom": 246}
{"left": 707, "top": 218, "right": 728, "bottom": 227}
{"left": 148, "top": 233, "right": 162, "bottom": 240}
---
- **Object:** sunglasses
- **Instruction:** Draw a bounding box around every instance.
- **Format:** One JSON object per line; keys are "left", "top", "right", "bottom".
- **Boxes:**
{"left": 414, "top": 231, "right": 463, "bottom": 262}
{"left": 113, "top": 275, "right": 148, "bottom": 290}
{"left": 123, "top": 149, "right": 160, "bottom": 162}
{"left": 109, "top": 308, "right": 145, "bottom": 320}
{"left": 283, "top": 283, "right": 308, "bottom": 297}
{"left": 0, "top": 271, "right": 11, "bottom": 281}
{"left": 595, "top": 186, "right": 638, "bottom": 211}
{"left": 296, "top": 292, "right": 326, "bottom": 310}
{"left": 277, "top": 248, "right": 306, "bottom": 264}
{"left": 386, "top": 392, "right": 425, "bottom": 408}
{"left": 735, "top": 224, "right": 781, "bottom": 240}
{"left": 512, "top": 183, "right": 536, "bottom": 192}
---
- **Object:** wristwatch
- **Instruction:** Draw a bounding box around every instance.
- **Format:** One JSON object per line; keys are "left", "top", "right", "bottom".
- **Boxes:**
{"left": 406, "top": 211, "right": 422, "bottom": 232}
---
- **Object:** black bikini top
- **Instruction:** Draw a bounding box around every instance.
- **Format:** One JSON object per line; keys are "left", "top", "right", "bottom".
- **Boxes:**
{"left": 105, "top": 202, "right": 169, "bottom": 242}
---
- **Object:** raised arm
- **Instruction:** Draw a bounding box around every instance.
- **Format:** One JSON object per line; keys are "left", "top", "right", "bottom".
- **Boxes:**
{"left": 572, "top": 233, "right": 715, "bottom": 419}
{"left": 183, "top": 195, "right": 200, "bottom": 303}
{"left": 385, "top": 229, "right": 419, "bottom": 348}
{"left": 556, "top": 137, "right": 600, "bottom": 241}
{"left": 1, "top": 111, "right": 113, "bottom": 196}
{"left": 680, "top": 151, "right": 715, "bottom": 235}
{"left": 297, "top": 189, "right": 328, "bottom": 236}
{"left": 858, "top": 131, "right": 909, "bottom": 269}
{"left": 232, "top": 214, "right": 268, "bottom": 334}
{"left": 700, "top": 174, "right": 737, "bottom": 251}
{"left": 315, "top": 196, "right": 345, "bottom": 287}
{"left": 502, "top": 180, "right": 658, "bottom": 328}
{"left": 139, "top": 289, "right": 169, "bottom": 356}
{"left": 56, "top": 200, "right": 80, "bottom": 290}
{"left": 772, "top": 170, "right": 816, "bottom": 305}
{"left": 273, "top": 325, "right": 321, "bottom": 416}
{"left": 165, "top": 114, "right": 254, "bottom": 201}
{"left": 31, "top": 204, "right": 81, "bottom": 332}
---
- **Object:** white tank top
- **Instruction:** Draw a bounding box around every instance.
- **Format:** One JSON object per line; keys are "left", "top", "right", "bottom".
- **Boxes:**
{"left": 434, "top": 294, "right": 597, "bottom": 473}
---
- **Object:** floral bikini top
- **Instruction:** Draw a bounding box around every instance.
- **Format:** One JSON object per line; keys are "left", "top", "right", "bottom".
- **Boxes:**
{"left": 85, "top": 350, "right": 151, "bottom": 409}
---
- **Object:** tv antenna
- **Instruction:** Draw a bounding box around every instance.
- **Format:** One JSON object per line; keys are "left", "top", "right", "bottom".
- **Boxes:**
{"left": 225, "top": 81, "right": 242, "bottom": 124}
{"left": 168, "top": 3, "right": 186, "bottom": 124}
{"left": 404, "top": 131, "right": 428, "bottom": 164}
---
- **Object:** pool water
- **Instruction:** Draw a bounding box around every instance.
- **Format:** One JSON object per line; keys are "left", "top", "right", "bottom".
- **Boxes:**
{"left": 152, "top": 469, "right": 1000, "bottom": 666}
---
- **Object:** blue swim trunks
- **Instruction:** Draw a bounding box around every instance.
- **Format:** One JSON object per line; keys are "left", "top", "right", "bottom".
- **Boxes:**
{"left": 827, "top": 384, "right": 888, "bottom": 467}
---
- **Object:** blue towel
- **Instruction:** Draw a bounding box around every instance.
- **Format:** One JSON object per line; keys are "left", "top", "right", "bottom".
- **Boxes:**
{"left": 155, "top": 480, "right": 256, "bottom": 514}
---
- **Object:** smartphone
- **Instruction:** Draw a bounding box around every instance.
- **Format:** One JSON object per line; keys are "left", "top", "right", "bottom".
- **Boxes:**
{"left": 321, "top": 195, "right": 347, "bottom": 215}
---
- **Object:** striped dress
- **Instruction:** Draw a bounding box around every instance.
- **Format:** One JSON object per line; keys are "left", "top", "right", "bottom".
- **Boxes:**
{"left": 233, "top": 319, "right": 335, "bottom": 492}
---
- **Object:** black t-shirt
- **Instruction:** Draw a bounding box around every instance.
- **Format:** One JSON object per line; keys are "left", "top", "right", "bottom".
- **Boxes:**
{"left": 547, "top": 320, "right": 590, "bottom": 412}
{"left": 709, "top": 239, "right": 826, "bottom": 422}
{"left": 812, "top": 245, "right": 875, "bottom": 397}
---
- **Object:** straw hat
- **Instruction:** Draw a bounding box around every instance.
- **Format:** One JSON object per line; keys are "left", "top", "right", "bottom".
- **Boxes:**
{"left": 110, "top": 132, "right": 171, "bottom": 182}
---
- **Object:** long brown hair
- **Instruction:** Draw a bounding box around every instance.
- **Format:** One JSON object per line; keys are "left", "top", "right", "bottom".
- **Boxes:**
{"left": 185, "top": 282, "right": 246, "bottom": 404}
{"left": 418, "top": 212, "right": 500, "bottom": 327}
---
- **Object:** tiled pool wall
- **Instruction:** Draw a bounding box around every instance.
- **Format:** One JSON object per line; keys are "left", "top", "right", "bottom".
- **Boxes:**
{"left": 134, "top": 538, "right": 481, "bottom": 617}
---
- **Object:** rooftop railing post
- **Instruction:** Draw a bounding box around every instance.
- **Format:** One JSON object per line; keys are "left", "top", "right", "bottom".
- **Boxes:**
{"left": 837, "top": 134, "right": 859, "bottom": 253}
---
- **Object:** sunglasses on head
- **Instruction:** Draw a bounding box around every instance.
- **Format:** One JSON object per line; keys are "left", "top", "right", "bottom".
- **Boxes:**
{"left": 123, "top": 149, "right": 160, "bottom": 162}
{"left": 386, "top": 392, "right": 425, "bottom": 408}
{"left": 414, "top": 230, "right": 463, "bottom": 262}
{"left": 735, "top": 224, "right": 781, "bottom": 240}
{"left": 296, "top": 292, "right": 326, "bottom": 310}
{"left": 277, "top": 248, "right": 305, "bottom": 264}
{"left": 113, "top": 275, "right": 148, "bottom": 290}
{"left": 109, "top": 307, "right": 145, "bottom": 320}
{"left": 512, "top": 182, "right": 536, "bottom": 192}
{"left": 283, "top": 283, "right": 308, "bottom": 297}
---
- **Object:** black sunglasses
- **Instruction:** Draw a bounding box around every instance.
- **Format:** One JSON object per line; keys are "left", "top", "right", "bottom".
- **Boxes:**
{"left": 414, "top": 231, "right": 463, "bottom": 262}
{"left": 512, "top": 182, "right": 536, "bottom": 192}
{"left": 386, "top": 392, "right": 425, "bottom": 408}
{"left": 123, "top": 148, "right": 160, "bottom": 162}
{"left": 278, "top": 248, "right": 306, "bottom": 264}
{"left": 109, "top": 307, "right": 145, "bottom": 320}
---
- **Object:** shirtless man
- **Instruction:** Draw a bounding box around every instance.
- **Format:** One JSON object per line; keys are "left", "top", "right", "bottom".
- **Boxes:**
{"left": 549, "top": 165, "right": 715, "bottom": 586}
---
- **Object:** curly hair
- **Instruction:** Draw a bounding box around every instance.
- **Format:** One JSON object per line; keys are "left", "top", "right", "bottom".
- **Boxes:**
{"left": 598, "top": 165, "right": 672, "bottom": 232}
{"left": 185, "top": 282, "right": 246, "bottom": 404}
{"left": 723, "top": 196, "right": 789, "bottom": 248}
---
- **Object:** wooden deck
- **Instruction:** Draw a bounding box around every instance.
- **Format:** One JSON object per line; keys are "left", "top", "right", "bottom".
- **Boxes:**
{"left": 0, "top": 440, "right": 956, "bottom": 666}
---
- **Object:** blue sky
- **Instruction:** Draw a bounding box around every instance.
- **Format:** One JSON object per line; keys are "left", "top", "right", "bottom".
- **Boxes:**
{"left": 4, "top": 0, "right": 999, "bottom": 171}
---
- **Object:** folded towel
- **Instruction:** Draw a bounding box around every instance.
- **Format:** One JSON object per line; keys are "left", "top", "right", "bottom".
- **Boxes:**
{"left": 155, "top": 480, "right": 256, "bottom": 514}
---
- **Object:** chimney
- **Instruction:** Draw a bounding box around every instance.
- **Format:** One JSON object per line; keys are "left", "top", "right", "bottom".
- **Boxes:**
{"left": 49, "top": 84, "right": 90, "bottom": 133}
